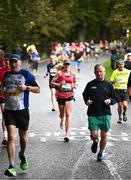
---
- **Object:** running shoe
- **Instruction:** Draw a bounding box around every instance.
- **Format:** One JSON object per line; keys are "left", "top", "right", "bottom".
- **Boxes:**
{"left": 4, "top": 166, "right": 17, "bottom": 177}
{"left": 91, "top": 140, "right": 98, "bottom": 153}
{"left": 64, "top": 136, "right": 69, "bottom": 142}
{"left": 123, "top": 113, "right": 127, "bottom": 122}
{"left": 1, "top": 139, "right": 8, "bottom": 146}
{"left": 117, "top": 118, "right": 122, "bottom": 123}
{"left": 19, "top": 152, "right": 29, "bottom": 171}
{"left": 97, "top": 152, "right": 104, "bottom": 161}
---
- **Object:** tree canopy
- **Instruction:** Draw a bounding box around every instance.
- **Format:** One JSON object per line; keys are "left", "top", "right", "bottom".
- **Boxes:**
{"left": 0, "top": 0, "right": 130, "bottom": 52}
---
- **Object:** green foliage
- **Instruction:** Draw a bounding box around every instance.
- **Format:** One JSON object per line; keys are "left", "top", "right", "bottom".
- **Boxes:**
{"left": 103, "top": 60, "right": 113, "bottom": 80}
{"left": 0, "top": 0, "right": 76, "bottom": 50}
{"left": 41, "top": 53, "right": 48, "bottom": 59}
{"left": 70, "top": 0, "right": 110, "bottom": 41}
{"left": 0, "top": 0, "right": 131, "bottom": 52}
{"left": 107, "top": 0, "right": 131, "bottom": 42}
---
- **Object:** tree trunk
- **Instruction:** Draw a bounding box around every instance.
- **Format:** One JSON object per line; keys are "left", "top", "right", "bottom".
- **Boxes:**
{"left": 78, "top": 22, "right": 87, "bottom": 42}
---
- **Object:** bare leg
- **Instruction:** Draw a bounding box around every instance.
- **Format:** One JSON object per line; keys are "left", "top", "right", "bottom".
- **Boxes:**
{"left": 65, "top": 100, "right": 73, "bottom": 136}
{"left": 6, "top": 125, "right": 16, "bottom": 166}
{"left": 99, "top": 130, "right": 107, "bottom": 153}
{"left": 19, "top": 129, "right": 28, "bottom": 155}
{"left": 51, "top": 88, "right": 56, "bottom": 110}
{"left": 123, "top": 100, "right": 128, "bottom": 114}
{"left": 1, "top": 104, "right": 7, "bottom": 140}
{"left": 58, "top": 104, "right": 65, "bottom": 129}
{"left": 117, "top": 102, "right": 123, "bottom": 119}
{"left": 90, "top": 131, "right": 99, "bottom": 141}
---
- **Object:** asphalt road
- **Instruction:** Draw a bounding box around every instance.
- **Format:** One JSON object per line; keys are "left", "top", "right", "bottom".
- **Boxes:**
{"left": 0, "top": 55, "right": 131, "bottom": 179}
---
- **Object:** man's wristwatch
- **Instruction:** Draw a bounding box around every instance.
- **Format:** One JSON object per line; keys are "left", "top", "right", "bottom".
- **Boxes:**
{"left": 26, "top": 86, "right": 30, "bottom": 91}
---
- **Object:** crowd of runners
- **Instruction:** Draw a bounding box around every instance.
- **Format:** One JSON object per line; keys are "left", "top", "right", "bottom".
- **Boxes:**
{"left": 0, "top": 39, "right": 131, "bottom": 177}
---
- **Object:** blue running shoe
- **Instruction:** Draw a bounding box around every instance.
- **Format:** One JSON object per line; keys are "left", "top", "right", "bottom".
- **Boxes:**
{"left": 91, "top": 140, "right": 98, "bottom": 153}
{"left": 97, "top": 152, "right": 104, "bottom": 161}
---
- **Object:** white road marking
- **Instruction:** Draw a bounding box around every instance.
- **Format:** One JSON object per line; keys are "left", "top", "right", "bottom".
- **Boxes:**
{"left": 45, "top": 132, "right": 52, "bottom": 136}
{"left": 69, "top": 136, "right": 75, "bottom": 140}
{"left": 54, "top": 132, "right": 61, "bottom": 136}
{"left": 40, "top": 137, "right": 46, "bottom": 142}
{"left": 28, "top": 132, "right": 36, "bottom": 137}
{"left": 81, "top": 127, "right": 88, "bottom": 130}
{"left": 70, "top": 132, "right": 77, "bottom": 135}
{"left": 121, "top": 137, "right": 129, "bottom": 141}
{"left": 71, "top": 143, "right": 122, "bottom": 179}
{"left": 85, "top": 136, "right": 90, "bottom": 140}
{"left": 71, "top": 127, "right": 87, "bottom": 131}
{"left": 121, "top": 132, "right": 128, "bottom": 136}
{"left": 107, "top": 136, "right": 118, "bottom": 141}
{"left": 71, "top": 127, "right": 78, "bottom": 130}
{"left": 104, "top": 160, "right": 122, "bottom": 180}
{"left": 71, "top": 151, "right": 87, "bottom": 178}
{"left": 79, "top": 131, "right": 86, "bottom": 135}
{"left": 107, "top": 141, "right": 114, "bottom": 146}
{"left": 28, "top": 126, "right": 131, "bottom": 142}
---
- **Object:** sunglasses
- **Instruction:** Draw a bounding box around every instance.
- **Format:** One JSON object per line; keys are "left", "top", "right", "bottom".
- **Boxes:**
{"left": 9, "top": 59, "right": 19, "bottom": 63}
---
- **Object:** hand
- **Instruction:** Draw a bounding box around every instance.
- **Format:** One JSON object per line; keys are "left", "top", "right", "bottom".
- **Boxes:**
{"left": 18, "top": 84, "right": 27, "bottom": 91}
{"left": 104, "top": 99, "right": 111, "bottom": 105}
{"left": 61, "top": 81, "right": 65, "bottom": 85}
{"left": 86, "top": 99, "right": 93, "bottom": 106}
{"left": 44, "top": 73, "right": 48, "bottom": 78}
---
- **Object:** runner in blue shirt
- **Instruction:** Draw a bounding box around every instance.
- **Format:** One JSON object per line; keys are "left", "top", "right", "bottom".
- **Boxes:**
{"left": 3, "top": 54, "right": 40, "bottom": 177}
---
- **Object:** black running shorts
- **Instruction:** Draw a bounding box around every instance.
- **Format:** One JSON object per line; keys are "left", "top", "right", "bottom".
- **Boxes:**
{"left": 3, "top": 109, "right": 30, "bottom": 131}
{"left": 115, "top": 90, "right": 129, "bottom": 102}
{"left": 57, "top": 96, "right": 75, "bottom": 105}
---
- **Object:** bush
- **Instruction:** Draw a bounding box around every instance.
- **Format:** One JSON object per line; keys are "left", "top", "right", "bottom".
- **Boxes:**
{"left": 103, "top": 60, "right": 113, "bottom": 80}
{"left": 41, "top": 53, "right": 48, "bottom": 59}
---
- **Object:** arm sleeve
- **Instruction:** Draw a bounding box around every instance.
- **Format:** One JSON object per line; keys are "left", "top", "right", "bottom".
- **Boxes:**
{"left": 47, "top": 64, "right": 50, "bottom": 73}
{"left": 82, "top": 84, "right": 90, "bottom": 104}
{"left": 27, "top": 71, "right": 39, "bottom": 87}
{"left": 110, "top": 84, "right": 116, "bottom": 105}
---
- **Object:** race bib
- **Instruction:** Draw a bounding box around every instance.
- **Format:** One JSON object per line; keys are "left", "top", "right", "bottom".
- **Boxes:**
{"left": 6, "top": 91, "right": 20, "bottom": 96}
{"left": 117, "top": 78, "right": 126, "bottom": 84}
{"left": 61, "top": 83, "right": 72, "bottom": 92}
{"left": 50, "top": 68, "right": 57, "bottom": 76}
